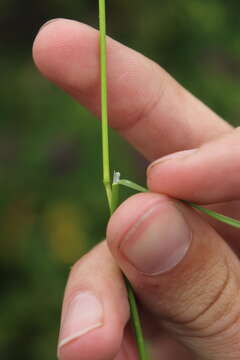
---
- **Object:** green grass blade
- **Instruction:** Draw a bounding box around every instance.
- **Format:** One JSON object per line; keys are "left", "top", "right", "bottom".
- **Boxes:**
{"left": 119, "top": 179, "right": 148, "bottom": 193}
{"left": 119, "top": 179, "right": 240, "bottom": 229}
{"left": 188, "top": 202, "right": 240, "bottom": 228}
{"left": 99, "top": 0, "right": 111, "bottom": 210}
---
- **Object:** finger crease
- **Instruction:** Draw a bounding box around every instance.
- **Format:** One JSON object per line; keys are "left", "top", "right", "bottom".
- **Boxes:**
{"left": 114, "top": 74, "right": 168, "bottom": 134}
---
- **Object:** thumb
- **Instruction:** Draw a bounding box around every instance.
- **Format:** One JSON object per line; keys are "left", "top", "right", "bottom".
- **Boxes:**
{"left": 107, "top": 193, "right": 240, "bottom": 360}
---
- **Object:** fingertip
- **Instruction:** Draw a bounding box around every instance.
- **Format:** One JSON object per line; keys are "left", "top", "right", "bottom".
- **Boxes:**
{"left": 38, "top": 18, "right": 65, "bottom": 33}
{"left": 146, "top": 149, "right": 199, "bottom": 198}
{"left": 32, "top": 19, "right": 98, "bottom": 89}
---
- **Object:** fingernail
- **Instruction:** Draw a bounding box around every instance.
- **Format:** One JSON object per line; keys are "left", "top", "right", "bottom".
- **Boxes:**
{"left": 148, "top": 149, "right": 197, "bottom": 172}
{"left": 120, "top": 201, "right": 192, "bottom": 275}
{"left": 58, "top": 292, "right": 104, "bottom": 350}
{"left": 38, "top": 18, "right": 63, "bottom": 32}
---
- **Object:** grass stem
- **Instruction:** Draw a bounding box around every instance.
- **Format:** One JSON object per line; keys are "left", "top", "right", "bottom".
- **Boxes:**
{"left": 126, "top": 279, "right": 149, "bottom": 360}
{"left": 99, "top": 0, "right": 111, "bottom": 211}
{"left": 99, "top": 2, "right": 149, "bottom": 359}
{"left": 110, "top": 174, "right": 149, "bottom": 360}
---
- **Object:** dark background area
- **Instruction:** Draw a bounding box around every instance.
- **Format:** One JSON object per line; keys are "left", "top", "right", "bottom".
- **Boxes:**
{"left": 0, "top": 1, "right": 239, "bottom": 359}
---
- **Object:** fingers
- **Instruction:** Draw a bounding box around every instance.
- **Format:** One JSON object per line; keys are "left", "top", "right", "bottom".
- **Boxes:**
{"left": 147, "top": 126, "right": 240, "bottom": 204}
{"left": 107, "top": 192, "right": 240, "bottom": 360}
{"left": 58, "top": 241, "right": 129, "bottom": 360}
{"left": 32, "top": 19, "right": 231, "bottom": 161}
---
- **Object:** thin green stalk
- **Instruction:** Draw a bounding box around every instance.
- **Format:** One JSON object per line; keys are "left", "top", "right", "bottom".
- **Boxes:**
{"left": 119, "top": 179, "right": 240, "bottom": 229}
{"left": 188, "top": 202, "right": 240, "bottom": 228}
{"left": 119, "top": 179, "right": 148, "bottom": 193}
{"left": 99, "top": 0, "right": 111, "bottom": 211}
{"left": 99, "top": 2, "right": 149, "bottom": 359}
{"left": 126, "top": 279, "right": 149, "bottom": 360}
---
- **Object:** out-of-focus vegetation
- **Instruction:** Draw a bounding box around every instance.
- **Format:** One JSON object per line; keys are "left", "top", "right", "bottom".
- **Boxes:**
{"left": 0, "top": 1, "right": 239, "bottom": 359}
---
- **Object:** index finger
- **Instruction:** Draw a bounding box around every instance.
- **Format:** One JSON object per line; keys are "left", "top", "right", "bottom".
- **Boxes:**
{"left": 33, "top": 19, "right": 231, "bottom": 161}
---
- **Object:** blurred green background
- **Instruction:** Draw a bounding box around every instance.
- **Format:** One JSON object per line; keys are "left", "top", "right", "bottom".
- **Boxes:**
{"left": 0, "top": 1, "right": 239, "bottom": 359}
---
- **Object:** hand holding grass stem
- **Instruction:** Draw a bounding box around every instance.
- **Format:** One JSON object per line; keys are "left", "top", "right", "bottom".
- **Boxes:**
{"left": 119, "top": 179, "right": 240, "bottom": 229}
{"left": 99, "top": 2, "right": 240, "bottom": 359}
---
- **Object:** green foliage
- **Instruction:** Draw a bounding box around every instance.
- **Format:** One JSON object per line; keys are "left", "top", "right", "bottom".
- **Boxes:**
{"left": 0, "top": 1, "right": 239, "bottom": 359}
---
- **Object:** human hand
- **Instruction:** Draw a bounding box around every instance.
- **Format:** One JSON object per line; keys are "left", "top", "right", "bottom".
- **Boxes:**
{"left": 33, "top": 19, "right": 240, "bottom": 360}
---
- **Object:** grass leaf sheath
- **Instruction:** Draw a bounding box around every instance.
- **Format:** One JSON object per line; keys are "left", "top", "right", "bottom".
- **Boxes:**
{"left": 98, "top": 1, "right": 149, "bottom": 359}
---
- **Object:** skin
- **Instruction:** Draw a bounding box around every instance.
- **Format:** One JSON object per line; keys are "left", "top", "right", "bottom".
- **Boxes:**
{"left": 33, "top": 19, "right": 240, "bottom": 360}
